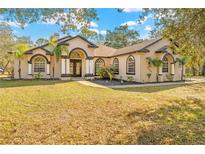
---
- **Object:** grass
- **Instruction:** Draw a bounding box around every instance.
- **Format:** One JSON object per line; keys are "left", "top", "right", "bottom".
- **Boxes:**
{"left": 0, "top": 79, "right": 205, "bottom": 144}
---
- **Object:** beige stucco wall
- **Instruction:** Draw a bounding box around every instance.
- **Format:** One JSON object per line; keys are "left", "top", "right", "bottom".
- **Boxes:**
{"left": 140, "top": 52, "right": 182, "bottom": 83}
{"left": 61, "top": 37, "right": 95, "bottom": 57}
{"left": 109, "top": 53, "right": 141, "bottom": 82}
{"left": 14, "top": 49, "right": 51, "bottom": 79}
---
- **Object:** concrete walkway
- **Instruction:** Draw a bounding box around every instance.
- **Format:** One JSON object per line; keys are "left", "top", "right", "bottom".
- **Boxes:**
{"left": 77, "top": 77, "right": 205, "bottom": 89}
{"left": 77, "top": 80, "right": 108, "bottom": 89}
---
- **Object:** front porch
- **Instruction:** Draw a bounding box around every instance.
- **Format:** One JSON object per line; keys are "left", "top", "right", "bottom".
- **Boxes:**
{"left": 60, "top": 48, "right": 95, "bottom": 80}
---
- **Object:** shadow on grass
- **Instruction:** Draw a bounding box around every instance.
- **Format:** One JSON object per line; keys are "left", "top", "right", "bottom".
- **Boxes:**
{"left": 113, "top": 84, "right": 195, "bottom": 93}
{"left": 126, "top": 97, "right": 205, "bottom": 144}
{"left": 0, "top": 79, "right": 71, "bottom": 88}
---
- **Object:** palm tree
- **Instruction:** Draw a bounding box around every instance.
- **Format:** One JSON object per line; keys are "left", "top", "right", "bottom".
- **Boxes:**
{"left": 48, "top": 35, "right": 69, "bottom": 79}
{"left": 48, "top": 35, "right": 59, "bottom": 79}
{"left": 147, "top": 57, "right": 163, "bottom": 82}
{"left": 14, "top": 43, "right": 29, "bottom": 79}
{"left": 176, "top": 56, "right": 189, "bottom": 80}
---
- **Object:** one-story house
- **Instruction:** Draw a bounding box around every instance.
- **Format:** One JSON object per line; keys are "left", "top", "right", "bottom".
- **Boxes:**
{"left": 13, "top": 35, "right": 184, "bottom": 82}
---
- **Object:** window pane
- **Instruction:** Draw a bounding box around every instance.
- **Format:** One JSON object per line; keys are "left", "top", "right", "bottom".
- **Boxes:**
{"left": 33, "top": 57, "right": 46, "bottom": 73}
{"left": 127, "top": 56, "right": 135, "bottom": 74}
{"left": 113, "top": 58, "right": 119, "bottom": 74}
{"left": 162, "top": 57, "right": 168, "bottom": 73}
{"left": 95, "top": 59, "right": 105, "bottom": 74}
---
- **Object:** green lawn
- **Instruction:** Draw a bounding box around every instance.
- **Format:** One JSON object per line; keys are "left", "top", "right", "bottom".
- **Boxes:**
{"left": 0, "top": 80, "right": 205, "bottom": 144}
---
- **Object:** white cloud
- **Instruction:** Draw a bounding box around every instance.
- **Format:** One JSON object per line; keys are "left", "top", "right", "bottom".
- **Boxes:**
{"left": 7, "top": 21, "right": 21, "bottom": 27}
{"left": 140, "top": 33, "right": 150, "bottom": 39}
{"left": 89, "top": 28, "right": 99, "bottom": 33}
{"left": 89, "top": 21, "right": 98, "bottom": 28}
{"left": 42, "top": 19, "right": 57, "bottom": 25}
{"left": 138, "top": 14, "right": 153, "bottom": 24}
{"left": 100, "top": 30, "right": 107, "bottom": 35}
{"left": 122, "top": 8, "right": 143, "bottom": 13}
{"left": 121, "top": 14, "right": 153, "bottom": 28}
{"left": 0, "top": 15, "right": 27, "bottom": 28}
{"left": 145, "top": 25, "right": 153, "bottom": 31}
{"left": 121, "top": 21, "right": 138, "bottom": 27}
{"left": 89, "top": 28, "right": 107, "bottom": 35}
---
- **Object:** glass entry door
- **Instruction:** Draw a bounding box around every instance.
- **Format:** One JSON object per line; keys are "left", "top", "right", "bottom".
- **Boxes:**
{"left": 70, "top": 59, "right": 82, "bottom": 77}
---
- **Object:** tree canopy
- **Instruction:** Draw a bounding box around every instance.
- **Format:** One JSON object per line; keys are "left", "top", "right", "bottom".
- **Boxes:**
{"left": 143, "top": 8, "right": 205, "bottom": 74}
{"left": 149, "top": 9, "right": 205, "bottom": 52}
{"left": 0, "top": 22, "right": 15, "bottom": 73}
{"left": 0, "top": 8, "right": 98, "bottom": 36}
{"left": 104, "top": 25, "right": 140, "bottom": 49}
{"left": 35, "top": 38, "right": 49, "bottom": 46}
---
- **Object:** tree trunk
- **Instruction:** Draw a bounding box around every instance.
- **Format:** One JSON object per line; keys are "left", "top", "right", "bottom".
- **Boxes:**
{"left": 2, "top": 60, "right": 10, "bottom": 74}
{"left": 156, "top": 67, "right": 159, "bottom": 82}
{"left": 181, "top": 64, "right": 184, "bottom": 81}
{"left": 52, "top": 55, "right": 55, "bottom": 79}
{"left": 50, "top": 55, "right": 55, "bottom": 79}
{"left": 18, "top": 60, "right": 21, "bottom": 79}
{"left": 52, "top": 66, "right": 55, "bottom": 79}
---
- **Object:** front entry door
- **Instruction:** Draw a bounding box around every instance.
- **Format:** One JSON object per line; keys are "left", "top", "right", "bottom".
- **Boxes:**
{"left": 70, "top": 59, "right": 82, "bottom": 77}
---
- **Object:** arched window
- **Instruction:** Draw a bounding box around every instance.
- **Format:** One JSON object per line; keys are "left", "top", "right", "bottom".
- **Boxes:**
{"left": 162, "top": 57, "right": 169, "bottom": 73}
{"left": 113, "top": 58, "right": 119, "bottom": 74}
{"left": 33, "top": 56, "right": 46, "bottom": 73}
{"left": 126, "top": 55, "right": 135, "bottom": 74}
{"left": 70, "top": 51, "right": 81, "bottom": 59}
{"left": 95, "top": 58, "right": 105, "bottom": 75}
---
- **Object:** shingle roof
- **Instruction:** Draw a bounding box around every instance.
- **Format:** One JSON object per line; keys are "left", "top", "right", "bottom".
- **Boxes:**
{"left": 110, "top": 37, "right": 163, "bottom": 56}
{"left": 24, "top": 35, "right": 97, "bottom": 54}
{"left": 93, "top": 45, "right": 117, "bottom": 57}
{"left": 24, "top": 35, "right": 169, "bottom": 57}
{"left": 93, "top": 37, "right": 164, "bottom": 57}
{"left": 155, "top": 45, "right": 169, "bottom": 53}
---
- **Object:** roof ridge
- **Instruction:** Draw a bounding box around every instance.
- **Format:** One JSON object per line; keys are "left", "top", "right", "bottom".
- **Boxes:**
{"left": 139, "top": 37, "right": 163, "bottom": 51}
{"left": 110, "top": 37, "right": 164, "bottom": 57}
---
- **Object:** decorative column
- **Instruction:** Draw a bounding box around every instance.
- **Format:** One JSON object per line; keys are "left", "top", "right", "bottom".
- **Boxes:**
{"left": 89, "top": 59, "right": 94, "bottom": 75}
{"left": 159, "top": 65, "right": 162, "bottom": 75}
{"left": 171, "top": 63, "right": 175, "bottom": 75}
{"left": 46, "top": 63, "right": 50, "bottom": 75}
{"left": 183, "top": 65, "right": 186, "bottom": 75}
{"left": 158, "top": 65, "right": 163, "bottom": 82}
{"left": 28, "top": 63, "right": 32, "bottom": 75}
{"left": 66, "top": 58, "right": 70, "bottom": 74}
{"left": 61, "top": 58, "right": 66, "bottom": 74}
{"left": 86, "top": 59, "right": 89, "bottom": 74}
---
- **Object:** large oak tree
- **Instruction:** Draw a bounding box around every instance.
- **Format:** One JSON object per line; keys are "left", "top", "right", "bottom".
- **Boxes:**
{"left": 0, "top": 8, "right": 98, "bottom": 35}
{"left": 104, "top": 25, "right": 140, "bottom": 49}
{"left": 0, "top": 22, "right": 15, "bottom": 74}
{"left": 144, "top": 9, "right": 205, "bottom": 74}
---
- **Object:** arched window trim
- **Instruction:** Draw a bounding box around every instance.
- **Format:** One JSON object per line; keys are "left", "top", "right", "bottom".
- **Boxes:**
{"left": 33, "top": 56, "right": 46, "bottom": 73}
{"left": 95, "top": 58, "right": 105, "bottom": 75}
{"left": 68, "top": 48, "right": 88, "bottom": 59}
{"left": 162, "top": 56, "right": 169, "bottom": 73}
{"left": 126, "top": 55, "right": 135, "bottom": 75}
{"left": 113, "top": 58, "right": 119, "bottom": 74}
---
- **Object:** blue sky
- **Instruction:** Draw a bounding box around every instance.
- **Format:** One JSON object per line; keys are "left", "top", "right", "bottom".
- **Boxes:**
{"left": 4, "top": 8, "right": 155, "bottom": 42}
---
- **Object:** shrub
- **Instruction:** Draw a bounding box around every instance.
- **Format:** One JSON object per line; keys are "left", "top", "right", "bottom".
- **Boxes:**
{"left": 185, "top": 72, "right": 193, "bottom": 81}
{"left": 127, "top": 76, "right": 134, "bottom": 82}
{"left": 97, "top": 66, "right": 114, "bottom": 80}
{"left": 33, "top": 72, "right": 43, "bottom": 79}
{"left": 166, "top": 74, "right": 174, "bottom": 81}
{"left": 147, "top": 73, "right": 152, "bottom": 79}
